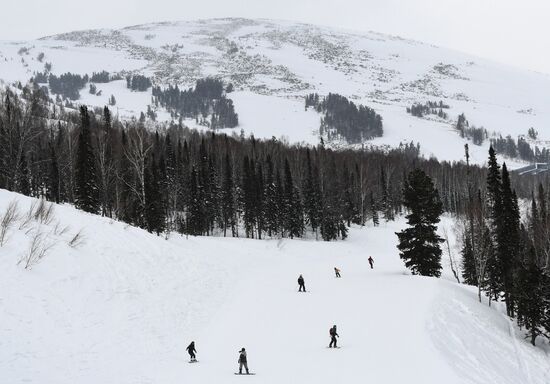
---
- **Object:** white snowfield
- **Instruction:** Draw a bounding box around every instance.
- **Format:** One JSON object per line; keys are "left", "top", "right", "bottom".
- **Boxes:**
{"left": 1, "top": 18, "right": 550, "bottom": 166}
{"left": 1, "top": 189, "right": 549, "bottom": 384}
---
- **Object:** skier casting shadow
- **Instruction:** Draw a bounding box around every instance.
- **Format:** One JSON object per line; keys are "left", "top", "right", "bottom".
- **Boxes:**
{"left": 334, "top": 267, "right": 341, "bottom": 278}
{"left": 186, "top": 341, "right": 197, "bottom": 362}
{"left": 298, "top": 274, "right": 306, "bottom": 292}
{"left": 329, "top": 325, "right": 339, "bottom": 348}
{"left": 238, "top": 347, "right": 249, "bottom": 374}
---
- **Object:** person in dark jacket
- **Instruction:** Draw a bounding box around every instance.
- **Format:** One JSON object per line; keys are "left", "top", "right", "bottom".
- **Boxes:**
{"left": 186, "top": 341, "right": 197, "bottom": 361}
{"left": 298, "top": 274, "right": 306, "bottom": 292}
{"left": 329, "top": 325, "right": 339, "bottom": 348}
{"left": 238, "top": 347, "right": 249, "bottom": 374}
{"left": 334, "top": 267, "right": 341, "bottom": 278}
{"left": 368, "top": 256, "right": 374, "bottom": 269}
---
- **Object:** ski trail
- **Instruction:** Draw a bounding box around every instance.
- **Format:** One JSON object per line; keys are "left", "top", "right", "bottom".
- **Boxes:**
{"left": 3, "top": 191, "right": 550, "bottom": 384}
{"left": 504, "top": 311, "right": 532, "bottom": 384}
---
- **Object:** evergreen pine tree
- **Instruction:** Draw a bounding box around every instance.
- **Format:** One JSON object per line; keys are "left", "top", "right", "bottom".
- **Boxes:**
{"left": 303, "top": 149, "right": 321, "bottom": 233}
{"left": 255, "top": 162, "right": 265, "bottom": 239}
{"left": 74, "top": 106, "right": 100, "bottom": 213}
{"left": 283, "top": 159, "right": 304, "bottom": 238}
{"left": 17, "top": 153, "right": 31, "bottom": 196}
{"left": 221, "top": 153, "right": 236, "bottom": 237}
{"left": 496, "top": 163, "right": 521, "bottom": 316}
{"left": 516, "top": 246, "right": 546, "bottom": 345}
{"left": 263, "top": 156, "right": 280, "bottom": 237}
{"left": 187, "top": 166, "right": 203, "bottom": 236}
{"left": 48, "top": 141, "right": 60, "bottom": 203}
{"left": 396, "top": 169, "right": 444, "bottom": 277}
{"left": 380, "top": 167, "right": 394, "bottom": 221}
{"left": 485, "top": 146, "right": 504, "bottom": 302}
{"left": 461, "top": 233, "right": 477, "bottom": 285}
{"left": 370, "top": 191, "right": 379, "bottom": 226}
{"left": 241, "top": 156, "right": 256, "bottom": 238}
{"left": 144, "top": 155, "right": 165, "bottom": 235}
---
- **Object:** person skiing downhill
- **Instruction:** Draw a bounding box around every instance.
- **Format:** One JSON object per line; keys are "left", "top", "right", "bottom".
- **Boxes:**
{"left": 238, "top": 348, "right": 249, "bottom": 374}
{"left": 368, "top": 256, "right": 374, "bottom": 269}
{"left": 186, "top": 341, "right": 197, "bottom": 361}
{"left": 334, "top": 267, "right": 341, "bottom": 278}
{"left": 329, "top": 325, "right": 339, "bottom": 348}
{"left": 298, "top": 274, "right": 306, "bottom": 292}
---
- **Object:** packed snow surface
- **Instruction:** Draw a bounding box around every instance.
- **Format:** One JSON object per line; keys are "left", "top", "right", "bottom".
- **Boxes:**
{"left": 1, "top": 190, "right": 549, "bottom": 384}
{"left": 1, "top": 18, "right": 549, "bottom": 166}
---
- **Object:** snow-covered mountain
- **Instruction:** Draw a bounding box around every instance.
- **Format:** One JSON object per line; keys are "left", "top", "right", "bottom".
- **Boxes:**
{"left": 1, "top": 189, "right": 550, "bottom": 384}
{"left": 1, "top": 18, "right": 549, "bottom": 166}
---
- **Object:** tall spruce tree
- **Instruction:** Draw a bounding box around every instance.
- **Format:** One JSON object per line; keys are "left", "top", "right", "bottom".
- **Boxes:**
{"left": 461, "top": 233, "right": 477, "bottom": 285}
{"left": 485, "top": 146, "right": 503, "bottom": 302}
{"left": 380, "top": 167, "right": 394, "bottom": 221}
{"left": 396, "top": 169, "right": 444, "bottom": 277}
{"left": 187, "top": 166, "right": 203, "bottom": 236}
{"left": 241, "top": 156, "right": 256, "bottom": 238}
{"left": 47, "top": 141, "right": 60, "bottom": 203}
{"left": 283, "top": 159, "right": 304, "bottom": 239}
{"left": 74, "top": 106, "right": 100, "bottom": 213}
{"left": 497, "top": 163, "right": 521, "bottom": 316}
{"left": 303, "top": 149, "right": 321, "bottom": 233}
{"left": 516, "top": 246, "right": 546, "bottom": 345}
{"left": 370, "top": 191, "right": 379, "bottom": 226}
{"left": 254, "top": 162, "right": 265, "bottom": 239}
{"left": 221, "top": 153, "right": 236, "bottom": 237}
{"left": 144, "top": 155, "right": 165, "bottom": 235}
{"left": 263, "top": 156, "right": 280, "bottom": 237}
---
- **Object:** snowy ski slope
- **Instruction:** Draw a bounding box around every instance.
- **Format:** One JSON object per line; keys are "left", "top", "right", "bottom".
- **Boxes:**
{"left": 1, "top": 18, "right": 549, "bottom": 166}
{"left": 1, "top": 190, "right": 549, "bottom": 384}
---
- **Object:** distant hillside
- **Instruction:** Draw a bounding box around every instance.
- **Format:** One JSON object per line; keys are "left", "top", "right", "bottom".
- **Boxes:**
{"left": 1, "top": 18, "right": 550, "bottom": 166}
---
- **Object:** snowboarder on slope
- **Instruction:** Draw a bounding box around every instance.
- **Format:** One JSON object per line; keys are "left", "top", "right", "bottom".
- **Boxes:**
{"left": 298, "top": 274, "right": 306, "bottom": 292}
{"left": 238, "top": 347, "right": 249, "bottom": 374}
{"left": 329, "top": 325, "right": 339, "bottom": 348}
{"left": 334, "top": 267, "right": 341, "bottom": 278}
{"left": 186, "top": 341, "right": 197, "bottom": 361}
{"left": 368, "top": 256, "right": 374, "bottom": 269}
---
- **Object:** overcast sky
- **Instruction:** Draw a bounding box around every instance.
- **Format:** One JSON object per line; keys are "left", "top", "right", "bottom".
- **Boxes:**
{"left": 3, "top": 0, "right": 549, "bottom": 74}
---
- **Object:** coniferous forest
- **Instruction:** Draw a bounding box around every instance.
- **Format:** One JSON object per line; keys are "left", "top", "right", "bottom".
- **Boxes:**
{"left": 0, "top": 85, "right": 494, "bottom": 241}
{"left": 305, "top": 93, "right": 383, "bottom": 143}
{"left": 2, "top": 82, "right": 550, "bottom": 344}
{"left": 153, "top": 78, "right": 238, "bottom": 129}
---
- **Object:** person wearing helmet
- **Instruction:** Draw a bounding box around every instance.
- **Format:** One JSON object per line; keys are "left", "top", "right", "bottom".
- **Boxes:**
{"left": 334, "top": 267, "right": 341, "bottom": 278}
{"left": 298, "top": 274, "right": 306, "bottom": 292}
{"left": 329, "top": 325, "right": 339, "bottom": 348}
{"left": 186, "top": 341, "right": 197, "bottom": 361}
{"left": 238, "top": 347, "right": 249, "bottom": 374}
{"left": 368, "top": 256, "right": 374, "bottom": 269}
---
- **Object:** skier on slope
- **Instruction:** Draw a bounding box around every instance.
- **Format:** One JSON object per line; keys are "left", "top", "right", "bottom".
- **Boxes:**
{"left": 368, "top": 256, "right": 374, "bottom": 269}
{"left": 238, "top": 347, "right": 249, "bottom": 374}
{"left": 329, "top": 325, "right": 339, "bottom": 348}
{"left": 334, "top": 267, "right": 341, "bottom": 278}
{"left": 298, "top": 274, "right": 306, "bottom": 292}
{"left": 186, "top": 341, "right": 197, "bottom": 362}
